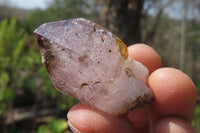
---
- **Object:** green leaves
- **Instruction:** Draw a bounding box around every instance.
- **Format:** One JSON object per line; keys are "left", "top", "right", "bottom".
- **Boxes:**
{"left": 0, "top": 18, "right": 27, "bottom": 66}
{"left": 37, "top": 118, "right": 68, "bottom": 133}
{"left": 192, "top": 104, "right": 200, "bottom": 131}
{"left": 0, "top": 18, "right": 27, "bottom": 114}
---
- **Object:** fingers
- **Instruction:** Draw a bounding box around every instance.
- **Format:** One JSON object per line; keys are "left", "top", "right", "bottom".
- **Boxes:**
{"left": 127, "top": 44, "right": 162, "bottom": 132}
{"left": 148, "top": 68, "right": 197, "bottom": 122}
{"left": 128, "top": 44, "right": 162, "bottom": 74}
{"left": 155, "top": 117, "right": 197, "bottom": 133}
{"left": 67, "top": 44, "right": 197, "bottom": 133}
{"left": 128, "top": 44, "right": 196, "bottom": 131}
{"left": 67, "top": 103, "right": 135, "bottom": 133}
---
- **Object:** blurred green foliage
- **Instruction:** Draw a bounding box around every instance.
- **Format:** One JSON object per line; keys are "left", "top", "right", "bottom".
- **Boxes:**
{"left": 36, "top": 118, "right": 68, "bottom": 133}
{"left": 193, "top": 104, "right": 200, "bottom": 131}
{"left": 192, "top": 83, "right": 200, "bottom": 131}
{"left": 0, "top": 18, "right": 27, "bottom": 114}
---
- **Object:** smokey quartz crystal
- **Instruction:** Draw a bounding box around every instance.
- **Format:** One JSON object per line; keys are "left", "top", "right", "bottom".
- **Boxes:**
{"left": 34, "top": 18, "right": 153, "bottom": 115}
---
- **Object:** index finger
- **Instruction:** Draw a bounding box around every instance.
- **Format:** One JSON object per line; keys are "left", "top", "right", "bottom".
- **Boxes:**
{"left": 128, "top": 44, "right": 162, "bottom": 74}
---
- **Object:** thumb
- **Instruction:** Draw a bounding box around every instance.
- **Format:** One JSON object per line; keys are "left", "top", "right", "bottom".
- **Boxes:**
{"left": 67, "top": 103, "right": 135, "bottom": 133}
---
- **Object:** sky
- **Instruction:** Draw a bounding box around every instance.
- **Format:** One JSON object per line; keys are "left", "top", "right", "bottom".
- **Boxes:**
{"left": 0, "top": 0, "right": 50, "bottom": 9}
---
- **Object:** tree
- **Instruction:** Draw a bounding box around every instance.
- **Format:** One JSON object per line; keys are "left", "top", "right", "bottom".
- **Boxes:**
{"left": 99, "top": 0, "right": 145, "bottom": 45}
{"left": 97, "top": 0, "right": 176, "bottom": 46}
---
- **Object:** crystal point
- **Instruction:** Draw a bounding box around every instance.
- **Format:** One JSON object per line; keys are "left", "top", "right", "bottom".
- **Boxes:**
{"left": 34, "top": 18, "right": 153, "bottom": 115}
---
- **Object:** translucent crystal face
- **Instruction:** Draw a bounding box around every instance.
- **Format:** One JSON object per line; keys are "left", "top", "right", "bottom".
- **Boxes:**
{"left": 34, "top": 18, "right": 153, "bottom": 115}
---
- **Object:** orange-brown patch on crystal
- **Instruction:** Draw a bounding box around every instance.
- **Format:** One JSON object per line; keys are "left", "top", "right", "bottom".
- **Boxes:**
{"left": 115, "top": 36, "right": 128, "bottom": 60}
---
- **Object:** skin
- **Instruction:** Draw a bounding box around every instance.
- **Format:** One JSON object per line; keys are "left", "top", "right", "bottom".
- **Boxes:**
{"left": 67, "top": 44, "right": 197, "bottom": 133}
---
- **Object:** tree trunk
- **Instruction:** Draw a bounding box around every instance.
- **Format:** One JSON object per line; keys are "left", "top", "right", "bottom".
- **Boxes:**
{"left": 100, "top": 0, "right": 145, "bottom": 45}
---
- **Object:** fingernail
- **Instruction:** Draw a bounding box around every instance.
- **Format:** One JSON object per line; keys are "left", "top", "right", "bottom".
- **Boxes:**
{"left": 68, "top": 120, "right": 89, "bottom": 133}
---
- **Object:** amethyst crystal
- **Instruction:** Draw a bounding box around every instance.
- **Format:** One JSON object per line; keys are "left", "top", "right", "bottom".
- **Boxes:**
{"left": 34, "top": 18, "right": 153, "bottom": 115}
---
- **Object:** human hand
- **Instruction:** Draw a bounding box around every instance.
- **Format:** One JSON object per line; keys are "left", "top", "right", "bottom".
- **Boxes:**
{"left": 67, "top": 44, "right": 197, "bottom": 133}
